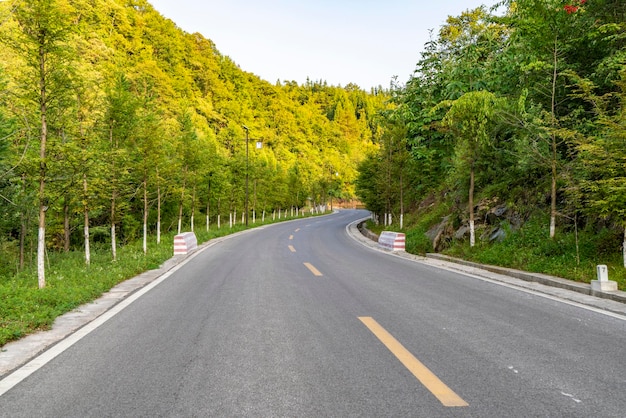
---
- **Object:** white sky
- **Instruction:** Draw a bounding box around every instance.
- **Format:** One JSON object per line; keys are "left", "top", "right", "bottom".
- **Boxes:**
{"left": 148, "top": 0, "right": 499, "bottom": 90}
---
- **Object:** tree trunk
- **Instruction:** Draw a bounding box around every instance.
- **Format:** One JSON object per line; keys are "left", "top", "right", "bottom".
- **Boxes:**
{"left": 37, "top": 48, "right": 48, "bottom": 289}
{"left": 157, "top": 168, "right": 161, "bottom": 244}
{"left": 550, "top": 35, "right": 558, "bottom": 239}
{"left": 623, "top": 226, "right": 626, "bottom": 268}
{"left": 206, "top": 177, "right": 211, "bottom": 232}
{"left": 178, "top": 168, "right": 187, "bottom": 234}
{"left": 190, "top": 186, "right": 196, "bottom": 232}
{"left": 111, "top": 190, "right": 117, "bottom": 262}
{"left": 110, "top": 125, "right": 117, "bottom": 261}
{"left": 84, "top": 174, "right": 90, "bottom": 266}
{"left": 400, "top": 172, "right": 404, "bottom": 230}
{"left": 143, "top": 175, "right": 148, "bottom": 254}
{"left": 469, "top": 161, "right": 475, "bottom": 247}
{"left": 63, "top": 195, "right": 70, "bottom": 252}
{"left": 19, "top": 173, "right": 26, "bottom": 270}
{"left": 19, "top": 209, "right": 26, "bottom": 271}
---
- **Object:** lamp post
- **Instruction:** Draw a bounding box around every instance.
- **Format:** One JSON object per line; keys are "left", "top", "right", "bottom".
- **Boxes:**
{"left": 243, "top": 125, "right": 249, "bottom": 226}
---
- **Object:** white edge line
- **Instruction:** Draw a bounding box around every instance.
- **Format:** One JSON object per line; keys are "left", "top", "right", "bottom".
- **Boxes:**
{"left": 0, "top": 244, "right": 206, "bottom": 397}
{"left": 345, "top": 218, "right": 626, "bottom": 322}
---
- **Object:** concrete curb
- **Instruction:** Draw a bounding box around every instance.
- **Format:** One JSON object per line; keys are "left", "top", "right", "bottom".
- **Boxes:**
{"left": 347, "top": 219, "right": 626, "bottom": 318}
{"left": 425, "top": 253, "right": 626, "bottom": 304}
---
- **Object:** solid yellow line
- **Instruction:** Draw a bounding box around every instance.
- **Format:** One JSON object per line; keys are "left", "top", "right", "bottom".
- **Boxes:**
{"left": 358, "top": 317, "right": 468, "bottom": 407}
{"left": 289, "top": 245, "right": 296, "bottom": 253}
{"left": 303, "top": 262, "right": 323, "bottom": 277}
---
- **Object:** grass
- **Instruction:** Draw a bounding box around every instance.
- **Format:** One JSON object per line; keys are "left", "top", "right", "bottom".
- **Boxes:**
{"left": 369, "top": 210, "right": 626, "bottom": 291}
{"left": 0, "top": 213, "right": 318, "bottom": 348}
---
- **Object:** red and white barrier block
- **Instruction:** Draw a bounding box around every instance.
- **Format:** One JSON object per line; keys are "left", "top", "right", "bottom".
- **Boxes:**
{"left": 174, "top": 232, "right": 198, "bottom": 255}
{"left": 378, "top": 231, "right": 406, "bottom": 252}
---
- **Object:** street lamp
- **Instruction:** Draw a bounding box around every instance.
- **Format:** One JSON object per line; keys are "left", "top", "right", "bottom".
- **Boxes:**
{"left": 243, "top": 125, "right": 249, "bottom": 226}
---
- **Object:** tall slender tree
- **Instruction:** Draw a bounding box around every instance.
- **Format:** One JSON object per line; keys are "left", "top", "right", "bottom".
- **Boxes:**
{"left": 12, "top": 0, "right": 76, "bottom": 287}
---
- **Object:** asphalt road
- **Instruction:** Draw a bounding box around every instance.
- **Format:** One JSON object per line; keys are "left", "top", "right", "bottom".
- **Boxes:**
{"left": 1, "top": 209, "right": 625, "bottom": 417}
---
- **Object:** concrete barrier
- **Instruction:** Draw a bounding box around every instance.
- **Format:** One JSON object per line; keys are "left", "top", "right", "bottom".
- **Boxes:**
{"left": 174, "top": 232, "right": 197, "bottom": 255}
{"left": 378, "top": 231, "right": 405, "bottom": 252}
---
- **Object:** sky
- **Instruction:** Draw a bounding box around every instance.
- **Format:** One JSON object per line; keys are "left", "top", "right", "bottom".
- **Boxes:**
{"left": 148, "top": 0, "right": 499, "bottom": 90}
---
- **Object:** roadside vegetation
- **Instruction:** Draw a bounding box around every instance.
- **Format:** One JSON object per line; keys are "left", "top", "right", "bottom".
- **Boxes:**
{"left": 367, "top": 208, "right": 626, "bottom": 290}
{"left": 0, "top": 0, "right": 385, "bottom": 347}
{"left": 358, "top": 1, "right": 626, "bottom": 290}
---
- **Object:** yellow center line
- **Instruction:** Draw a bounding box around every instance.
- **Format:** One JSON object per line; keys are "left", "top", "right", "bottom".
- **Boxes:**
{"left": 358, "top": 316, "right": 468, "bottom": 407}
{"left": 288, "top": 245, "right": 296, "bottom": 253}
{"left": 303, "top": 262, "right": 323, "bottom": 277}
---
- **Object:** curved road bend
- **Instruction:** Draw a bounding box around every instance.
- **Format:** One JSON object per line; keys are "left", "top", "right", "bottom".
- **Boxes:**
{"left": 1, "top": 209, "right": 625, "bottom": 417}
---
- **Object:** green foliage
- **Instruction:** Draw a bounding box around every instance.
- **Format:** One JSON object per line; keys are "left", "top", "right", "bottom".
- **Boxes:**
{"left": 0, "top": 0, "right": 388, "bottom": 272}
{"left": 444, "top": 214, "right": 626, "bottom": 289}
{"left": 355, "top": 0, "right": 626, "bottom": 270}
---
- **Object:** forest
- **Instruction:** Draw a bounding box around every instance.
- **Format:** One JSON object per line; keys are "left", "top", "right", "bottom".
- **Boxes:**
{"left": 0, "top": 0, "right": 388, "bottom": 288}
{"left": 357, "top": 0, "right": 626, "bottom": 276}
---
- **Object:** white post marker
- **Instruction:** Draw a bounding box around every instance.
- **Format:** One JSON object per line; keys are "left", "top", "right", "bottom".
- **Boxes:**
{"left": 591, "top": 264, "right": 618, "bottom": 292}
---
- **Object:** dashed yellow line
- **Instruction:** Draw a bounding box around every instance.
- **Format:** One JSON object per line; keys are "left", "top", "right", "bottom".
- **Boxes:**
{"left": 303, "top": 262, "right": 323, "bottom": 277}
{"left": 359, "top": 316, "right": 468, "bottom": 407}
{"left": 289, "top": 245, "right": 296, "bottom": 253}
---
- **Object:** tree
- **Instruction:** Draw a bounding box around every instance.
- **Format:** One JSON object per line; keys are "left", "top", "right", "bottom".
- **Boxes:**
{"left": 574, "top": 70, "right": 626, "bottom": 266}
{"left": 12, "top": 0, "right": 77, "bottom": 287}
{"left": 103, "top": 73, "right": 137, "bottom": 261}
{"left": 504, "top": 0, "right": 590, "bottom": 238}
{"left": 440, "top": 90, "right": 501, "bottom": 246}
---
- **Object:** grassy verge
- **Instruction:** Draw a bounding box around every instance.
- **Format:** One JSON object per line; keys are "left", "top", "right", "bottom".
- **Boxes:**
{"left": 0, "top": 214, "right": 317, "bottom": 348}
{"left": 366, "top": 212, "right": 626, "bottom": 291}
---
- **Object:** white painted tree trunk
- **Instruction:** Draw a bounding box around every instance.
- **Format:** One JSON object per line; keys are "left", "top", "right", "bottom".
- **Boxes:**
{"left": 469, "top": 162, "right": 476, "bottom": 247}
{"left": 190, "top": 188, "right": 196, "bottom": 233}
{"left": 84, "top": 222, "right": 90, "bottom": 266}
{"left": 143, "top": 178, "right": 148, "bottom": 255}
{"left": 37, "top": 225, "right": 45, "bottom": 289}
{"left": 157, "top": 170, "right": 161, "bottom": 244}
{"left": 111, "top": 224, "right": 116, "bottom": 262}
{"left": 84, "top": 175, "right": 90, "bottom": 266}
{"left": 623, "top": 226, "right": 626, "bottom": 268}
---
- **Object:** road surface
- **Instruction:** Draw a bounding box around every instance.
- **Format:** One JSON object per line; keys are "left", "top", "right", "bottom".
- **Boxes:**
{"left": 1, "top": 209, "right": 625, "bottom": 417}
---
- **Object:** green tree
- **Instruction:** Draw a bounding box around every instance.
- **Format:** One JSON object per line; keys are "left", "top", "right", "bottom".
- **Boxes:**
{"left": 11, "top": 0, "right": 77, "bottom": 287}
{"left": 440, "top": 90, "right": 501, "bottom": 246}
